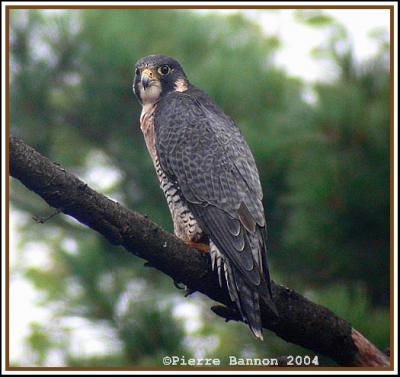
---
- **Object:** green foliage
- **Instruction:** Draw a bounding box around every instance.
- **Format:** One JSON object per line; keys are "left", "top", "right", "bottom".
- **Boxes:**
{"left": 311, "top": 284, "right": 390, "bottom": 351}
{"left": 10, "top": 9, "right": 390, "bottom": 367}
{"left": 26, "top": 322, "right": 54, "bottom": 366}
{"left": 294, "top": 10, "right": 335, "bottom": 27}
{"left": 279, "top": 27, "right": 390, "bottom": 305}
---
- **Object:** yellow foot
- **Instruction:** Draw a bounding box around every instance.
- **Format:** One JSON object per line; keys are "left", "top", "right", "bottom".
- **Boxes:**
{"left": 185, "top": 240, "right": 210, "bottom": 253}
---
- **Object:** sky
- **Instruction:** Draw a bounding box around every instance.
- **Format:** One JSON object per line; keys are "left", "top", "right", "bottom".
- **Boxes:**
{"left": 198, "top": 9, "right": 390, "bottom": 83}
{"left": 8, "top": 7, "right": 392, "bottom": 366}
{"left": 252, "top": 9, "right": 390, "bottom": 81}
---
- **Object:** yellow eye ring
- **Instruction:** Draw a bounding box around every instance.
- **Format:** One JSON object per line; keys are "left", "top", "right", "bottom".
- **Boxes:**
{"left": 158, "top": 65, "right": 171, "bottom": 75}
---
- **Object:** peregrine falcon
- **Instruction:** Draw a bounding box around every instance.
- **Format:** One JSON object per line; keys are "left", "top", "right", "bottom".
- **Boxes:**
{"left": 133, "top": 55, "right": 277, "bottom": 339}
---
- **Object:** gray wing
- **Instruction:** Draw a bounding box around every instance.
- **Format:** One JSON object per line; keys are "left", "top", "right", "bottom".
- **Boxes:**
{"left": 155, "top": 92, "right": 276, "bottom": 336}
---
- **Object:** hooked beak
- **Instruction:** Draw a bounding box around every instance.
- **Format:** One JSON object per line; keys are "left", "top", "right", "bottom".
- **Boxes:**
{"left": 141, "top": 68, "right": 155, "bottom": 90}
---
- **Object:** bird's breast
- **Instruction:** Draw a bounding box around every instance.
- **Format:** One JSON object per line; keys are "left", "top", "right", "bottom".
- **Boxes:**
{"left": 139, "top": 103, "right": 203, "bottom": 243}
{"left": 140, "top": 103, "right": 158, "bottom": 164}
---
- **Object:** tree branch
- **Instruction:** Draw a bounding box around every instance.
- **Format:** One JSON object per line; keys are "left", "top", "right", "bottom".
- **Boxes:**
{"left": 9, "top": 136, "right": 390, "bottom": 368}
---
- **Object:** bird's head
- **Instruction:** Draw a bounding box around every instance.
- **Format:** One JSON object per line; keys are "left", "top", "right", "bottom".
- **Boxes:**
{"left": 133, "top": 55, "right": 189, "bottom": 105}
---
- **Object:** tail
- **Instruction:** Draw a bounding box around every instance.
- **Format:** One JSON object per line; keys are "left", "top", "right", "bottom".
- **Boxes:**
{"left": 231, "top": 267, "right": 264, "bottom": 340}
{"left": 210, "top": 240, "right": 277, "bottom": 340}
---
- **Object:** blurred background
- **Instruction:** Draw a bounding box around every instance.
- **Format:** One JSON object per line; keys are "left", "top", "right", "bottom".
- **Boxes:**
{"left": 9, "top": 8, "right": 390, "bottom": 367}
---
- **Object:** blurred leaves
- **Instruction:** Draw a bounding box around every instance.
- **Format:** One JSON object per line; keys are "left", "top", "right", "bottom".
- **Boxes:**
{"left": 311, "top": 284, "right": 390, "bottom": 351}
{"left": 26, "top": 322, "right": 54, "bottom": 366}
{"left": 10, "top": 9, "right": 390, "bottom": 367}
{"left": 294, "top": 10, "right": 335, "bottom": 27}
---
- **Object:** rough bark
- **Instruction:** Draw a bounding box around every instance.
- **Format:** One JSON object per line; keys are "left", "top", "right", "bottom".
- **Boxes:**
{"left": 9, "top": 136, "right": 390, "bottom": 368}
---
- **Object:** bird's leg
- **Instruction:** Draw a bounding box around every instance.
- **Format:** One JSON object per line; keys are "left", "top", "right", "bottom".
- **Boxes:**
{"left": 185, "top": 240, "right": 210, "bottom": 253}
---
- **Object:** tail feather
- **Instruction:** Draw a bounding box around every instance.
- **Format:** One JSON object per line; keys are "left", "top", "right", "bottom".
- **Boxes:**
{"left": 210, "top": 235, "right": 278, "bottom": 340}
{"left": 234, "top": 269, "right": 263, "bottom": 340}
{"left": 211, "top": 240, "right": 264, "bottom": 340}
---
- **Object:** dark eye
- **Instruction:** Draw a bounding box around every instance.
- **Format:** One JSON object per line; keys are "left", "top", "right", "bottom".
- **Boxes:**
{"left": 158, "top": 65, "right": 171, "bottom": 75}
{"left": 135, "top": 67, "right": 140, "bottom": 76}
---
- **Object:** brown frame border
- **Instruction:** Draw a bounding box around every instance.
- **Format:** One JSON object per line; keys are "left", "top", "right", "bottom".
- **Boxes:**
{"left": 4, "top": 2, "right": 396, "bottom": 373}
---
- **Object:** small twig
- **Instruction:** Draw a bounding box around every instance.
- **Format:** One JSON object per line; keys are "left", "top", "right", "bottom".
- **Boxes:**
{"left": 33, "top": 208, "right": 63, "bottom": 224}
{"left": 173, "top": 280, "right": 186, "bottom": 290}
{"left": 184, "top": 287, "right": 196, "bottom": 297}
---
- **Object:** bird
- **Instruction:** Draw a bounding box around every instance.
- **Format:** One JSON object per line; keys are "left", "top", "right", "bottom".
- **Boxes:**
{"left": 133, "top": 54, "right": 278, "bottom": 340}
